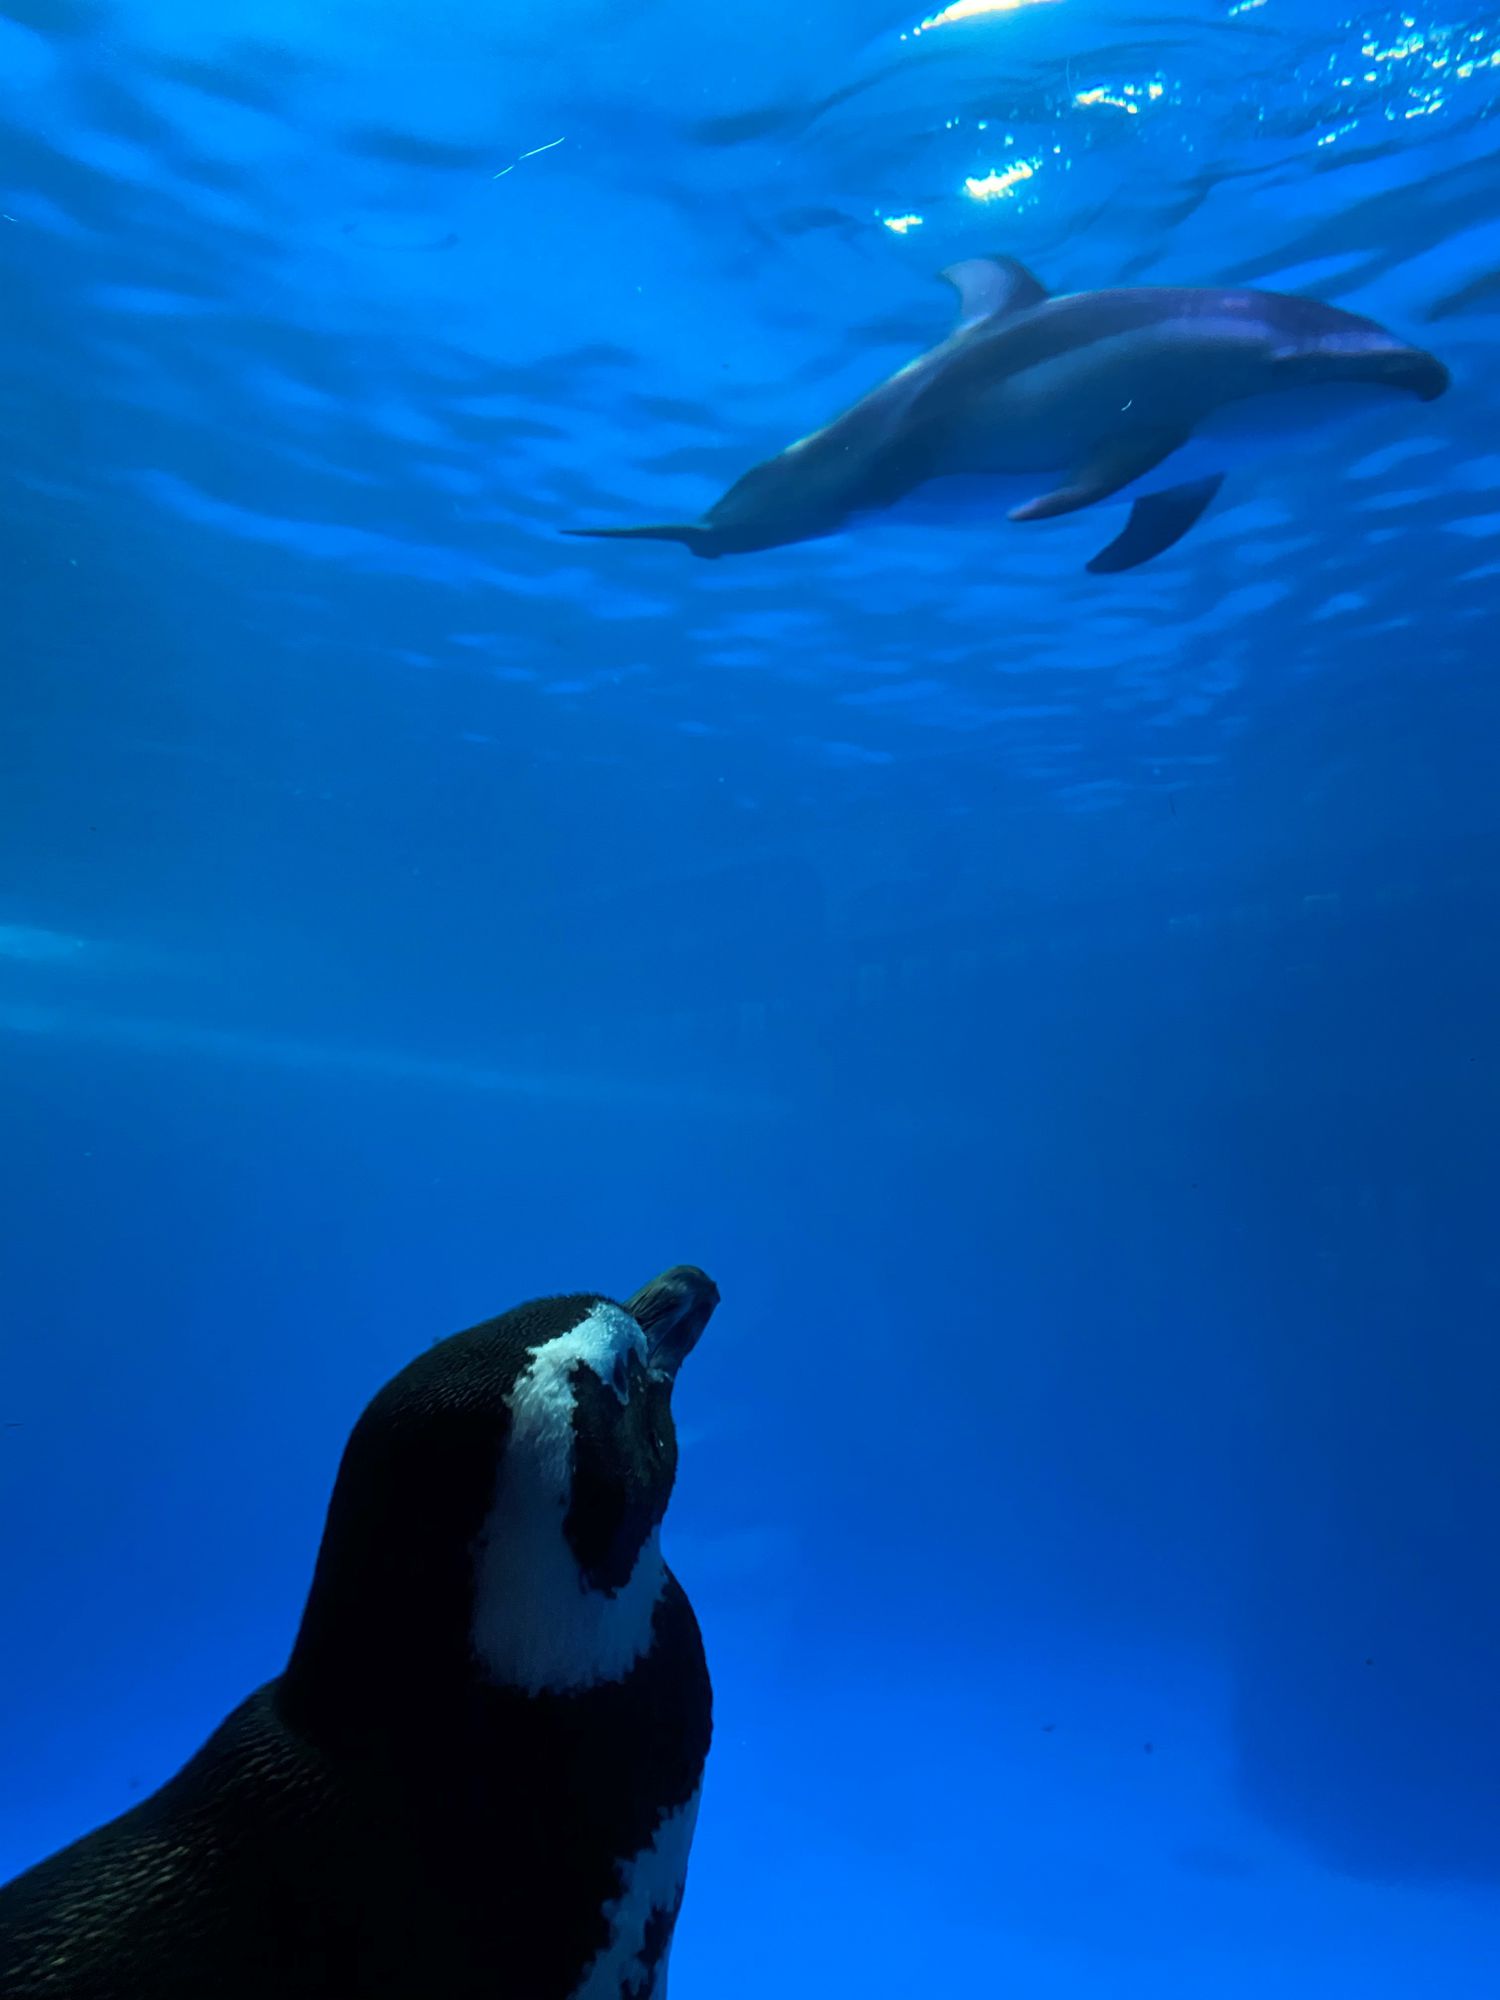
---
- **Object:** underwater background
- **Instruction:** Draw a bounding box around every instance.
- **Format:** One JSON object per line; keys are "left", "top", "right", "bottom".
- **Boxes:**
{"left": 3, "top": 0, "right": 1500, "bottom": 1990}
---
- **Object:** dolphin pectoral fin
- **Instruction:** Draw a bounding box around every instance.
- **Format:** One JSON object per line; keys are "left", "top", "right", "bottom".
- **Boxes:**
{"left": 563, "top": 522, "right": 717, "bottom": 558}
{"left": 940, "top": 255, "right": 1049, "bottom": 330}
{"left": 1086, "top": 474, "right": 1226, "bottom": 575}
{"left": 1008, "top": 434, "right": 1186, "bottom": 524}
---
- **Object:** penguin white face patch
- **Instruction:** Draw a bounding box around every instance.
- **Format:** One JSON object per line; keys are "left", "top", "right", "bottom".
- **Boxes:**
{"left": 470, "top": 1301, "right": 669, "bottom": 1695}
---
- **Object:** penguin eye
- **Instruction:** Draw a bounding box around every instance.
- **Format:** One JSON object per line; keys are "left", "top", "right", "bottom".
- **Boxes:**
{"left": 611, "top": 1353, "right": 631, "bottom": 1402}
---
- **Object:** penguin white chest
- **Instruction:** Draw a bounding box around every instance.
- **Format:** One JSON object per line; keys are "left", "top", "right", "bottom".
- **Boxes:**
{"left": 568, "top": 1789, "right": 702, "bottom": 2000}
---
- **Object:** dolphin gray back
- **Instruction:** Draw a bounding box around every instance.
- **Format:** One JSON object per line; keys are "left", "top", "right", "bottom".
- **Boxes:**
{"left": 911, "top": 284, "right": 1447, "bottom": 419}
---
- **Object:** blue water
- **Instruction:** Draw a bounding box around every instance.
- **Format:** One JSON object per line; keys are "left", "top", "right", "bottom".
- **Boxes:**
{"left": 4, "top": 0, "right": 1500, "bottom": 1990}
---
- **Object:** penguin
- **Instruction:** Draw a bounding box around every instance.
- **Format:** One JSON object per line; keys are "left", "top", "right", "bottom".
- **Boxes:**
{"left": 0, "top": 1265, "right": 719, "bottom": 2000}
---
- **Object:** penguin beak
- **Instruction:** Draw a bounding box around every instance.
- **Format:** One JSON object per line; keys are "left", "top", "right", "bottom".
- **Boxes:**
{"left": 624, "top": 1266, "right": 720, "bottom": 1381}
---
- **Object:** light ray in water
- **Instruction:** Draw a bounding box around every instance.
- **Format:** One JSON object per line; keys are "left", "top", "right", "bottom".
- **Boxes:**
{"left": 964, "top": 159, "right": 1039, "bottom": 200}
{"left": 910, "top": 0, "right": 1059, "bottom": 32}
{"left": 0, "top": 1002, "right": 788, "bottom": 1122}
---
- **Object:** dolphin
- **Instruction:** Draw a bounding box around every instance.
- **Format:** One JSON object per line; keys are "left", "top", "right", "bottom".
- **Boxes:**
{"left": 565, "top": 256, "right": 1449, "bottom": 573}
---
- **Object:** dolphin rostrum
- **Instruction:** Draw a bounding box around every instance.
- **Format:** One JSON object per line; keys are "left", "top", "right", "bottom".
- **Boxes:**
{"left": 565, "top": 256, "right": 1449, "bottom": 573}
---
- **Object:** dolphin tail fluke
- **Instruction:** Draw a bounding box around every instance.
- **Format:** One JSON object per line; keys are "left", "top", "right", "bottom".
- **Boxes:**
{"left": 563, "top": 522, "right": 718, "bottom": 558}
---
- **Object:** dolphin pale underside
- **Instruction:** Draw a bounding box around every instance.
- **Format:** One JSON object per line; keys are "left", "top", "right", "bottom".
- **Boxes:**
{"left": 565, "top": 254, "right": 1448, "bottom": 575}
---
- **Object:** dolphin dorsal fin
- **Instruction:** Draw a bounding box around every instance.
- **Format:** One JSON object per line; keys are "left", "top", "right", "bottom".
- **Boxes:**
{"left": 939, "top": 255, "right": 1049, "bottom": 329}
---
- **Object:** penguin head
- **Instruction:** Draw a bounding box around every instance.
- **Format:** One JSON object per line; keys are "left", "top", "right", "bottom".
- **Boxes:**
{"left": 282, "top": 1267, "right": 718, "bottom": 1731}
